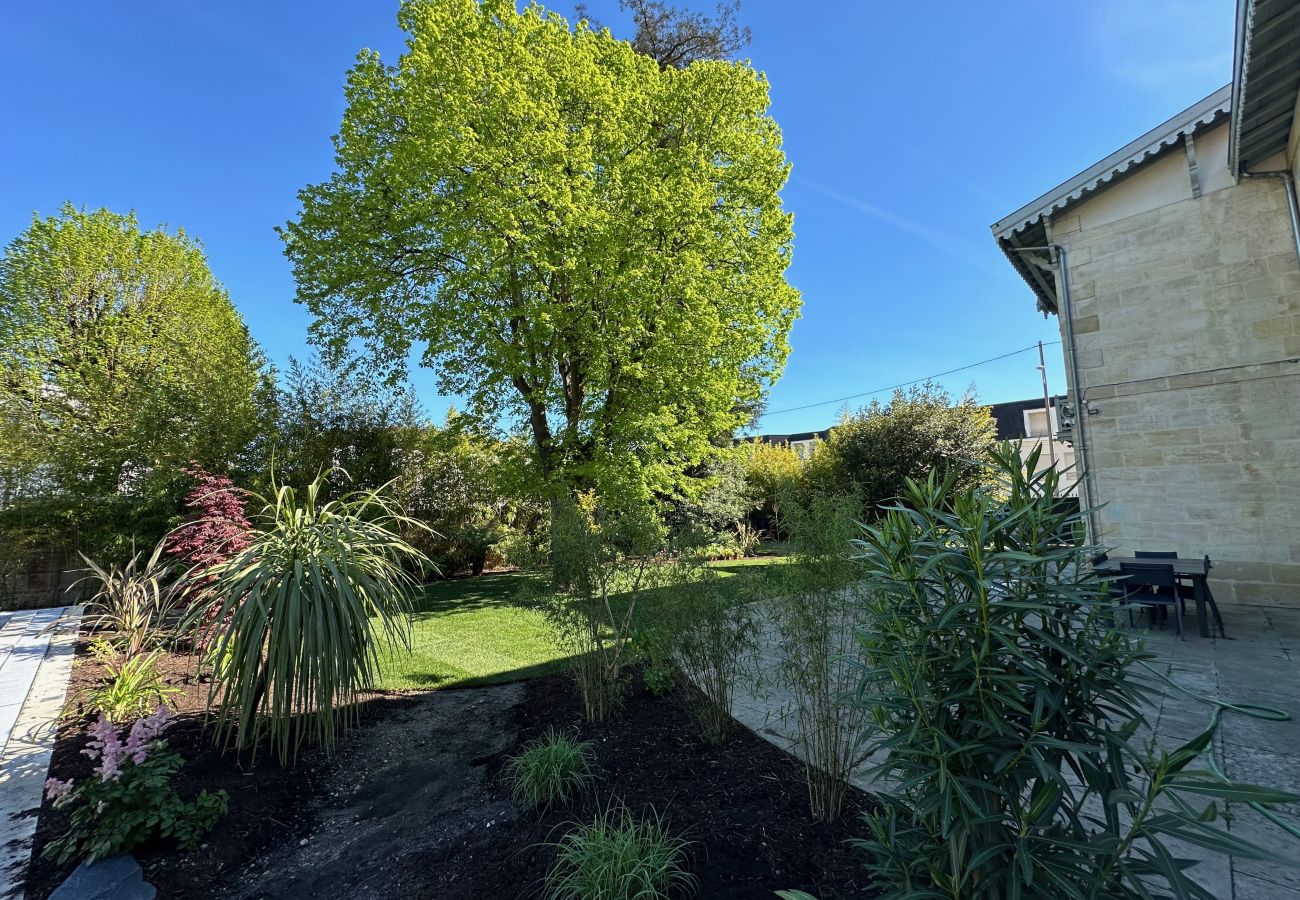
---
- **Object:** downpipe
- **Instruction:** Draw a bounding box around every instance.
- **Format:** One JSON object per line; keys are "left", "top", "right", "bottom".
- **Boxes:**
{"left": 1240, "top": 169, "right": 1300, "bottom": 264}
{"left": 1052, "top": 244, "right": 1102, "bottom": 545}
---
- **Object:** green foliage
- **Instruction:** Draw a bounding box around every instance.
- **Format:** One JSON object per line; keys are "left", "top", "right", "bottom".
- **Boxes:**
{"left": 504, "top": 728, "right": 596, "bottom": 811}
{"left": 197, "top": 473, "right": 430, "bottom": 763}
{"left": 0, "top": 204, "right": 265, "bottom": 560}
{"left": 542, "top": 495, "right": 671, "bottom": 720}
{"left": 85, "top": 649, "right": 180, "bottom": 724}
{"left": 395, "top": 411, "right": 543, "bottom": 575}
{"left": 806, "top": 382, "right": 995, "bottom": 514}
{"left": 77, "top": 539, "right": 179, "bottom": 659}
{"left": 764, "top": 491, "right": 871, "bottom": 822}
{"left": 545, "top": 805, "right": 695, "bottom": 900}
{"left": 741, "top": 439, "right": 804, "bottom": 533}
{"left": 264, "top": 352, "right": 422, "bottom": 497}
{"left": 634, "top": 561, "right": 756, "bottom": 743}
{"left": 282, "top": 0, "right": 800, "bottom": 505}
{"left": 849, "top": 444, "right": 1300, "bottom": 899}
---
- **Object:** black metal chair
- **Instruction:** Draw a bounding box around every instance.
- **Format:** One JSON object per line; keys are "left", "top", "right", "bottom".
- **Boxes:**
{"left": 1118, "top": 562, "right": 1183, "bottom": 639}
{"left": 1175, "top": 555, "right": 1225, "bottom": 638}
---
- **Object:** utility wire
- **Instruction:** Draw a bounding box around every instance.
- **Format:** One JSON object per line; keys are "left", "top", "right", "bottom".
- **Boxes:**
{"left": 761, "top": 341, "right": 1064, "bottom": 418}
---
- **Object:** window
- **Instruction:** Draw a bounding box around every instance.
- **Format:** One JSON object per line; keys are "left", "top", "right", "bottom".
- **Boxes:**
{"left": 1023, "top": 408, "right": 1054, "bottom": 439}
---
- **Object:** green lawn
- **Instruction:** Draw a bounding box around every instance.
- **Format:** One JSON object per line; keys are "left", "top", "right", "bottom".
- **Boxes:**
{"left": 375, "top": 556, "right": 784, "bottom": 692}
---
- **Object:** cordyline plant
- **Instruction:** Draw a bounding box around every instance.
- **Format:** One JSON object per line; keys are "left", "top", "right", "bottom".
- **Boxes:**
{"left": 192, "top": 472, "right": 430, "bottom": 764}
{"left": 847, "top": 443, "right": 1300, "bottom": 899}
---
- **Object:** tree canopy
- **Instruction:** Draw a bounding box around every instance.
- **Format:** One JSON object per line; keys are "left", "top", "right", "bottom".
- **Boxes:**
{"left": 0, "top": 205, "right": 264, "bottom": 553}
{"left": 282, "top": 0, "right": 800, "bottom": 507}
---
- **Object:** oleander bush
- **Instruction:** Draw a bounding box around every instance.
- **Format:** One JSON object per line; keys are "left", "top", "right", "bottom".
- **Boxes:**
{"left": 848, "top": 444, "right": 1300, "bottom": 899}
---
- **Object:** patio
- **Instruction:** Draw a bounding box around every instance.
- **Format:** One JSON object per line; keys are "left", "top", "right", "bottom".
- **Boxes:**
{"left": 730, "top": 603, "right": 1300, "bottom": 900}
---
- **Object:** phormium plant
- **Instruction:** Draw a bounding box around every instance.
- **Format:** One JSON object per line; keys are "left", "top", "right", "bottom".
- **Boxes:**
{"left": 848, "top": 443, "right": 1300, "bottom": 899}
{"left": 76, "top": 539, "right": 179, "bottom": 659}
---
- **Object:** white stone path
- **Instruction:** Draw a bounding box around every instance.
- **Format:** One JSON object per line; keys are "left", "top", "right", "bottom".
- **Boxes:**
{"left": 0, "top": 608, "right": 81, "bottom": 899}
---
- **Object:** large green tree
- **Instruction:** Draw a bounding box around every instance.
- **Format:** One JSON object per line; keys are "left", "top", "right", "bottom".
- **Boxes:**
{"left": 0, "top": 204, "right": 265, "bottom": 556}
{"left": 282, "top": 0, "right": 800, "bottom": 506}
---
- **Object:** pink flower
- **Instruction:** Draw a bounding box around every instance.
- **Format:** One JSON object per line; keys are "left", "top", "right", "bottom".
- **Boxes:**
{"left": 44, "top": 778, "right": 73, "bottom": 802}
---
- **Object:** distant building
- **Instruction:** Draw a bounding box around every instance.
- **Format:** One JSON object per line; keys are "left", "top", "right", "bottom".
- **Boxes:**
{"left": 989, "top": 397, "right": 1079, "bottom": 496}
{"left": 742, "top": 429, "right": 829, "bottom": 461}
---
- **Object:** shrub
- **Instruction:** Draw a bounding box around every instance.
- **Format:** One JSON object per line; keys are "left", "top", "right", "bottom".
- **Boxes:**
{"left": 545, "top": 805, "right": 694, "bottom": 900}
{"left": 849, "top": 444, "right": 1300, "bottom": 898}
{"left": 542, "top": 495, "right": 671, "bottom": 721}
{"left": 42, "top": 708, "right": 227, "bottom": 864}
{"left": 765, "top": 491, "right": 871, "bottom": 822}
{"left": 196, "top": 472, "right": 430, "bottom": 763}
{"left": 504, "top": 728, "right": 596, "bottom": 811}
{"left": 805, "top": 382, "right": 995, "bottom": 513}
{"left": 163, "top": 466, "right": 251, "bottom": 621}
{"left": 85, "top": 649, "right": 180, "bottom": 723}
{"left": 76, "top": 539, "right": 179, "bottom": 659}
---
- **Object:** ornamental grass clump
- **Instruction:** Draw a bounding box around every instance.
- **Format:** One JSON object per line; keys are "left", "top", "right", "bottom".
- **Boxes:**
{"left": 196, "top": 472, "right": 430, "bottom": 764}
{"left": 504, "top": 728, "right": 596, "bottom": 811}
{"left": 849, "top": 443, "right": 1300, "bottom": 899}
{"left": 43, "top": 707, "right": 227, "bottom": 864}
{"left": 545, "top": 805, "right": 695, "bottom": 900}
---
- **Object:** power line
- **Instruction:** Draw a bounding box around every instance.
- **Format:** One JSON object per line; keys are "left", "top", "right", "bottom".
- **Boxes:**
{"left": 760, "top": 341, "right": 1064, "bottom": 418}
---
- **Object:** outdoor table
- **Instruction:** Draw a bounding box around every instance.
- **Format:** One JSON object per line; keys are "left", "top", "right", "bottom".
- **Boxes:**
{"left": 1094, "top": 556, "right": 1216, "bottom": 638}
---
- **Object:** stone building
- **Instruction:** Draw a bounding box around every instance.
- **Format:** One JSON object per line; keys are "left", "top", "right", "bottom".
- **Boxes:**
{"left": 992, "top": 3, "right": 1300, "bottom": 606}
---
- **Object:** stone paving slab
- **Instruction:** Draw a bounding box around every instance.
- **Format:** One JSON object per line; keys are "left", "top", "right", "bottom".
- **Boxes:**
{"left": 0, "top": 607, "right": 80, "bottom": 899}
{"left": 726, "top": 602, "right": 1300, "bottom": 899}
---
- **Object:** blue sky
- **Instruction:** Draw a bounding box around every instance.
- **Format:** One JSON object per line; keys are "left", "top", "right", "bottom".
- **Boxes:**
{"left": 2, "top": 1, "right": 1234, "bottom": 434}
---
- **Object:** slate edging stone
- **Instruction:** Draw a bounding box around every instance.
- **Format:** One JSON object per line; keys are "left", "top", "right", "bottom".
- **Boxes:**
{"left": 49, "top": 855, "right": 156, "bottom": 900}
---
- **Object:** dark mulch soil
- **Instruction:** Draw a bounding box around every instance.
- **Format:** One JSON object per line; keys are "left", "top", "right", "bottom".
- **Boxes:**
{"left": 425, "top": 675, "right": 877, "bottom": 900}
{"left": 25, "top": 641, "right": 332, "bottom": 900}
{"left": 28, "top": 643, "right": 876, "bottom": 899}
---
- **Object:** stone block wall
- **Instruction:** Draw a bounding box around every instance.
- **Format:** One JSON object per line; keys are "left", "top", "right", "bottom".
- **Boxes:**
{"left": 1050, "top": 176, "right": 1300, "bottom": 607}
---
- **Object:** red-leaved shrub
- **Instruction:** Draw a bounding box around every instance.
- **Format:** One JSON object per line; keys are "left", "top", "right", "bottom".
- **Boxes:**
{"left": 165, "top": 467, "right": 250, "bottom": 623}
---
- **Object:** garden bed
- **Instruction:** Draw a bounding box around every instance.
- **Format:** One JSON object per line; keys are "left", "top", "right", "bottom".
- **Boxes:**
{"left": 28, "top": 643, "right": 875, "bottom": 899}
